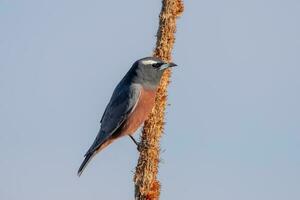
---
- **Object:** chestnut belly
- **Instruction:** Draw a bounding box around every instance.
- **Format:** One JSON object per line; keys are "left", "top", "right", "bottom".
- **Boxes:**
{"left": 117, "top": 88, "right": 156, "bottom": 137}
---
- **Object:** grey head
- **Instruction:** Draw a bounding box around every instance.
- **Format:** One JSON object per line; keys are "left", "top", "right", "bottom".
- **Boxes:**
{"left": 125, "top": 57, "right": 177, "bottom": 89}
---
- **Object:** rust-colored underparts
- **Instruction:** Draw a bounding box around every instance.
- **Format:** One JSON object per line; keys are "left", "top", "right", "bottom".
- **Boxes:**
{"left": 133, "top": 0, "right": 184, "bottom": 199}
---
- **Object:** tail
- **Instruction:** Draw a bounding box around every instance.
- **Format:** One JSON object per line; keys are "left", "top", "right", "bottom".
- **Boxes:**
{"left": 77, "top": 132, "right": 111, "bottom": 176}
{"left": 77, "top": 152, "right": 95, "bottom": 177}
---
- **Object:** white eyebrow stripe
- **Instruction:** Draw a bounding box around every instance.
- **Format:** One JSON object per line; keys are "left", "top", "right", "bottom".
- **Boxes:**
{"left": 141, "top": 60, "right": 157, "bottom": 65}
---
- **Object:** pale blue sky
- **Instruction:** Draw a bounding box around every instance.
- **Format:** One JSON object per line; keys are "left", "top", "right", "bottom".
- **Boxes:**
{"left": 1, "top": 0, "right": 300, "bottom": 199}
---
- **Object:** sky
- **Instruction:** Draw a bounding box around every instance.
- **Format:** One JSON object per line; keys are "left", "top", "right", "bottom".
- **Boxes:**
{"left": 1, "top": 0, "right": 300, "bottom": 199}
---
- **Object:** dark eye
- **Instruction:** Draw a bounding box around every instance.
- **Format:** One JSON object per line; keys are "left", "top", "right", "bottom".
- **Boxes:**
{"left": 152, "top": 63, "right": 163, "bottom": 68}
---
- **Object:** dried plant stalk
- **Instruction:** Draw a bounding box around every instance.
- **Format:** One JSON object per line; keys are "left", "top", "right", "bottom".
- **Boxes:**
{"left": 133, "top": 0, "right": 184, "bottom": 199}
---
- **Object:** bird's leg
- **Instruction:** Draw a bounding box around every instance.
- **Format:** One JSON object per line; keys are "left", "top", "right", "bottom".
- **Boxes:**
{"left": 129, "top": 135, "right": 141, "bottom": 151}
{"left": 129, "top": 135, "right": 139, "bottom": 146}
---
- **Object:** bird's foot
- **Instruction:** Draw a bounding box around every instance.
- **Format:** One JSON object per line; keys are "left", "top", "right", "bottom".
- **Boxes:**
{"left": 136, "top": 142, "right": 143, "bottom": 152}
{"left": 129, "top": 135, "right": 142, "bottom": 152}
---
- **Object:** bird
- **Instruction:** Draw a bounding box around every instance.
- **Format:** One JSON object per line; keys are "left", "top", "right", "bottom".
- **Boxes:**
{"left": 77, "top": 57, "right": 177, "bottom": 176}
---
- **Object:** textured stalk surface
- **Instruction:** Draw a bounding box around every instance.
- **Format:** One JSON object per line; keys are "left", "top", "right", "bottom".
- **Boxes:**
{"left": 133, "top": 0, "right": 184, "bottom": 199}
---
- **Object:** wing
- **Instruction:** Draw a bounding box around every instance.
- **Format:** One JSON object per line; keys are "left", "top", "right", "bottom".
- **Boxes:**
{"left": 87, "top": 83, "right": 141, "bottom": 154}
{"left": 101, "top": 84, "right": 141, "bottom": 134}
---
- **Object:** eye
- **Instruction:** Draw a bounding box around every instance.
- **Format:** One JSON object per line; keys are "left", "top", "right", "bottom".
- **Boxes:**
{"left": 152, "top": 63, "right": 163, "bottom": 68}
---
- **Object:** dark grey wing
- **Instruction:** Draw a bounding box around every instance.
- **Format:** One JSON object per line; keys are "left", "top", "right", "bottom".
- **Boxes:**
{"left": 87, "top": 83, "right": 141, "bottom": 154}
{"left": 101, "top": 84, "right": 141, "bottom": 134}
{"left": 100, "top": 106, "right": 107, "bottom": 123}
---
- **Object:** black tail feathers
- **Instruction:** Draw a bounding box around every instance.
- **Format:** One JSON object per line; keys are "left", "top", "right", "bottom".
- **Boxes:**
{"left": 77, "top": 152, "right": 94, "bottom": 177}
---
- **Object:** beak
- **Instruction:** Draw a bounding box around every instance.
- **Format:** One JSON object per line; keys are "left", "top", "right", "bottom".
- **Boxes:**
{"left": 168, "top": 62, "right": 177, "bottom": 68}
{"left": 159, "top": 62, "right": 177, "bottom": 70}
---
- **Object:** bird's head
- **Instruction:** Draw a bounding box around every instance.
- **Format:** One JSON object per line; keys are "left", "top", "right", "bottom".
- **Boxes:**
{"left": 132, "top": 57, "right": 177, "bottom": 89}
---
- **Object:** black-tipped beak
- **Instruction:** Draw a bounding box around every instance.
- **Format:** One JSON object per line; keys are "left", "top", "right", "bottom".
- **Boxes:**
{"left": 168, "top": 62, "right": 177, "bottom": 67}
{"left": 159, "top": 62, "right": 177, "bottom": 70}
